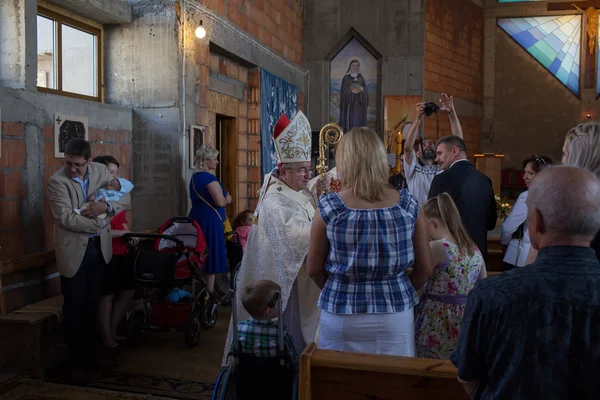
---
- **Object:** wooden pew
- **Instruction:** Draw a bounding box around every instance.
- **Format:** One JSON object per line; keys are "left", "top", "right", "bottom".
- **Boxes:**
{"left": 0, "top": 250, "right": 65, "bottom": 377}
{"left": 0, "top": 226, "right": 160, "bottom": 377}
{"left": 299, "top": 344, "right": 468, "bottom": 400}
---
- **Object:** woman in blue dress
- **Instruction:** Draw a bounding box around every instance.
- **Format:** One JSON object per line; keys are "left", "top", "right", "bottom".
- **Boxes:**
{"left": 189, "top": 144, "right": 232, "bottom": 295}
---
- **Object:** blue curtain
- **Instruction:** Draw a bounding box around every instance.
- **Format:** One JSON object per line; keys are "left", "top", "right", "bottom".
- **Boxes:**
{"left": 260, "top": 68, "right": 299, "bottom": 180}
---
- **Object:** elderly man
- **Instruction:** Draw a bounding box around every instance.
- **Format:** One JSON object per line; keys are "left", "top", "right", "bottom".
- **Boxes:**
{"left": 451, "top": 166, "right": 600, "bottom": 399}
{"left": 222, "top": 111, "right": 321, "bottom": 363}
{"left": 428, "top": 135, "right": 496, "bottom": 261}
{"left": 48, "top": 139, "right": 130, "bottom": 381}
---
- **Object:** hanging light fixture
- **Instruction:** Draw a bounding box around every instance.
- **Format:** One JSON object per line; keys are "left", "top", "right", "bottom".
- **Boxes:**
{"left": 195, "top": 20, "right": 206, "bottom": 39}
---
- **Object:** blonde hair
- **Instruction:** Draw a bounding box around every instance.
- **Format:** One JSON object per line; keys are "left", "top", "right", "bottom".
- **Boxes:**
{"left": 241, "top": 280, "right": 281, "bottom": 318}
{"left": 194, "top": 144, "right": 219, "bottom": 172}
{"left": 423, "top": 193, "right": 476, "bottom": 257}
{"left": 336, "top": 127, "right": 392, "bottom": 202}
{"left": 564, "top": 122, "right": 600, "bottom": 179}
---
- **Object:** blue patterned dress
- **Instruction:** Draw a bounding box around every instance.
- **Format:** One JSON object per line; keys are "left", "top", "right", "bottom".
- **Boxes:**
{"left": 188, "top": 172, "right": 226, "bottom": 275}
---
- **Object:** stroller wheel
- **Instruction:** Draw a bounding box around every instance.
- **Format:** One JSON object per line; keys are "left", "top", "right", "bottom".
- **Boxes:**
{"left": 124, "top": 309, "right": 145, "bottom": 342}
{"left": 184, "top": 313, "right": 201, "bottom": 348}
{"left": 200, "top": 300, "right": 218, "bottom": 329}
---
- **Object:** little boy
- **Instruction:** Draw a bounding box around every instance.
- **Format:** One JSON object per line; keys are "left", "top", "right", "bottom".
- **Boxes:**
{"left": 234, "top": 280, "right": 298, "bottom": 368}
{"left": 75, "top": 177, "right": 134, "bottom": 219}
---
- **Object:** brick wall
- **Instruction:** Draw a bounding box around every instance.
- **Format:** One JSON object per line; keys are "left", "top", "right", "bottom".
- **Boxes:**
{"left": 0, "top": 122, "right": 132, "bottom": 262}
{"left": 0, "top": 122, "right": 26, "bottom": 261}
{"left": 199, "top": 0, "right": 304, "bottom": 65}
{"left": 424, "top": 0, "right": 483, "bottom": 103}
{"left": 42, "top": 127, "right": 133, "bottom": 251}
{"left": 423, "top": 116, "right": 482, "bottom": 159}
{"left": 248, "top": 70, "right": 261, "bottom": 210}
{"left": 424, "top": 0, "right": 483, "bottom": 155}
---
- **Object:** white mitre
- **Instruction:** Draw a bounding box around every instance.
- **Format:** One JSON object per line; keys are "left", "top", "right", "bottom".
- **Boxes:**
{"left": 253, "top": 111, "right": 312, "bottom": 223}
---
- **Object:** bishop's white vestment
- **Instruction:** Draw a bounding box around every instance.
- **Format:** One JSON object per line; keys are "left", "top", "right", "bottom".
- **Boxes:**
{"left": 222, "top": 176, "right": 321, "bottom": 365}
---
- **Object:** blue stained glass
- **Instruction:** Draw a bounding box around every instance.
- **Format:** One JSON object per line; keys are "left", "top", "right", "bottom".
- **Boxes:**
{"left": 545, "top": 34, "right": 564, "bottom": 53}
{"left": 549, "top": 58, "right": 562, "bottom": 74}
{"left": 498, "top": 15, "right": 581, "bottom": 96}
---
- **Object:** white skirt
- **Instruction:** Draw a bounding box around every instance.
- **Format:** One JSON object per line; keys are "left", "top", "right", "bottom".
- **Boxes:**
{"left": 318, "top": 309, "right": 415, "bottom": 356}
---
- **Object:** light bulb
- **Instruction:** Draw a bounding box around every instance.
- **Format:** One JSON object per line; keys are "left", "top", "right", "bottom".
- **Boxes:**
{"left": 195, "top": 25, "right": 206, "bottom": 39}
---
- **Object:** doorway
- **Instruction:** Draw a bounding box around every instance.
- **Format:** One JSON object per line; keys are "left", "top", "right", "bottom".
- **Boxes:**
{"left": 215, "top": 114, "right": 237, "bottom": 219}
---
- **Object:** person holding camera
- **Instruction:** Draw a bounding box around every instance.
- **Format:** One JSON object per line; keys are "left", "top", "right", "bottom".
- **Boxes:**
{"left": 403, "top": 93, "right": 463, "bottom": 206}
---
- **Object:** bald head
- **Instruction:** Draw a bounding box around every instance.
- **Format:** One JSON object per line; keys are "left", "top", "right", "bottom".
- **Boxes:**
{"left": 527, "top": 166, "right": 600, "bottom": 248}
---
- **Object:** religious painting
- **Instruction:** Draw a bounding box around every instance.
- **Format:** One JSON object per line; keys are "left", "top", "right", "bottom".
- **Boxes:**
{"left": 189, "top": 124, "right": 206, "bottom": 169}
{"left": 497, "top": 15, "right": 582, "bottom": 96}
{"left": 54, "top": 114, "right": 88, "bottom": 158}
{"left": 329, "top": 38, "right": 377, "bottom": 132}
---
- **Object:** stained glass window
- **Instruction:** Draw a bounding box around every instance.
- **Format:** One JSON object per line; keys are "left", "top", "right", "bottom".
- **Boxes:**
{"left": 498, "top": 15, "right": 581, "bottom": 96}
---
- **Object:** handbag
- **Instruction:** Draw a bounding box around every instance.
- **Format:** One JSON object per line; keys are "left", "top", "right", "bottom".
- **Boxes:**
{"left": 512, "top": 222, "right": 526, "bottom": 266}
{"left": 191, "top": 175, "right": 233, "bottom": 239}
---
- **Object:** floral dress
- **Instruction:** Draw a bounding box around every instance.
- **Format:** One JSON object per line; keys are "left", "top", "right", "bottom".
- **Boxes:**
{"left": 414, "top": 239, "right": 483, "bottom": 359}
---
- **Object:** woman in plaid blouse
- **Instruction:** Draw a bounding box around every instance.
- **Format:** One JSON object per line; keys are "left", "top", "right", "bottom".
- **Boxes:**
{"left": 307, "top": 127, "right": 434, "bottom": 356}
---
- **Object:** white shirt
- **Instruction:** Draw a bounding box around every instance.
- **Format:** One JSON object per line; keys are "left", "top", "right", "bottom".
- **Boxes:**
{"left": 404, "top": 149, "right": 442, "bottom": 206}
{"left": 500, "top": 191, "right": 530, "bottom": 267}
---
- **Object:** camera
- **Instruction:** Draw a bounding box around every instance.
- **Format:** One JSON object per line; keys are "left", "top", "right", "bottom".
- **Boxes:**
{"left": 423, "top": 102, "right": 439, "bottom": 117}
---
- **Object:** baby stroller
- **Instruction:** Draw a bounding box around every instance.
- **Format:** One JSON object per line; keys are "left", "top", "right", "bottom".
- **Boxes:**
{"left": 214, "top": 231, "right": 244, "bottom": 305}
{"left": 211, "top": 290, "right": 297, "bottom": 400}
{"left": 122, "top": 217, "right": 219, "bottom": 348}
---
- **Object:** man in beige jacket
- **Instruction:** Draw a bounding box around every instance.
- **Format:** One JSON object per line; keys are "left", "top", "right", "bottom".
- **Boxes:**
{"left": 48, "top": 139, "right": 130, "bottom": 381}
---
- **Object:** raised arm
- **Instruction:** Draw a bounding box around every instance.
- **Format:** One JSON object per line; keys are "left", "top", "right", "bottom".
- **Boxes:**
{"left": 439, "top": 93, "right": 463, "bottom": 138}
{"left": 403, "top": 103, "right": 425, "bottom": 166}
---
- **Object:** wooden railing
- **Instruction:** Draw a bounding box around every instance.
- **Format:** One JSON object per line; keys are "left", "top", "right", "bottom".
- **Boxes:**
{"left": 299, "top": 343, "right": 468, "bottom": 400}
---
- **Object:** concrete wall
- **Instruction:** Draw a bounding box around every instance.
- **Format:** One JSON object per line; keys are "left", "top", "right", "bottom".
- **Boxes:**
{"left": 303, "top": 0, "right": 425, "bottom": 131}
{"left": 104, "top": 0, "right": 182, "bottom": 230}
{"left": 0, "top": 0, "right": 134, "bottom": 262}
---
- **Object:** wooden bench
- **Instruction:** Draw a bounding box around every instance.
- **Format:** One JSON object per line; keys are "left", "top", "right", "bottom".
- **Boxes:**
{"left": 0, "top": 251, "right": 65, "bottom": 377}
{"left": 0, "top": 226, "right": 160, "bottom": 377}
{"left": 299, "top": 344, "right": 468, "bottom": 400}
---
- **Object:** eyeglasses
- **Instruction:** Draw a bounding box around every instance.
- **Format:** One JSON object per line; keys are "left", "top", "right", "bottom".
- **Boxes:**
{"left": 292, "top": 167, "right": 313, "bottom": 178}
{"left": 63, "top": 160, "right": 88, "bottom": 168}
{"left": 531, "top": 155, "right": 546, "bottom": 165}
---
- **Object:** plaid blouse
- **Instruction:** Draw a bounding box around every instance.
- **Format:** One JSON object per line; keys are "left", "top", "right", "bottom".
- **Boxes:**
{"left": 233, "top": 318, "right": 298, "bottom": 366}
{"left": 317, "top": 190, "right": 419, "bottom": 314}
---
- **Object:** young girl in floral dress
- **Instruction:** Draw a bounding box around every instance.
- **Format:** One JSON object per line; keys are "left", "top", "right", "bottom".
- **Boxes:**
{"left": 414, "top": 193, "right": 487, "bottom": 359}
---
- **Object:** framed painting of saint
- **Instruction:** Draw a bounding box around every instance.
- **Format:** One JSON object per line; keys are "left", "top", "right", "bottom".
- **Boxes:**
{"left": 329, "top": 38, "right": 378, "bottom": 132}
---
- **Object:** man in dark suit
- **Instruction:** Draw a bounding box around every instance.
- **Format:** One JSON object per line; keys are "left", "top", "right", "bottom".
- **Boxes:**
{"left": 428, "top": 136, "right": 496, "bottom": 261}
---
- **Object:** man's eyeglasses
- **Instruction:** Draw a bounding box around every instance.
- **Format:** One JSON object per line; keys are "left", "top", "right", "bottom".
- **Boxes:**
{"left": 532, "top": 155, "right": 546, "bottom": 165}
{"left": 292, "top": 167, "right": 313, "bottom": 177}
{"left": 63, "top": 160, "right": 88, "bottom": 168}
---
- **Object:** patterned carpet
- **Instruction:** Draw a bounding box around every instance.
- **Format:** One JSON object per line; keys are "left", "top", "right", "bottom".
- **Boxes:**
{"left": 0, "top": 306, "right": 232, "bottom": 399}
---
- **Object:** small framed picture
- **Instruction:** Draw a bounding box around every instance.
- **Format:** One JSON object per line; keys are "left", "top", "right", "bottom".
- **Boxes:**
{"left": 189, "top": 125, "right": 206, "bottom": 169}
{"left": 54, "top": 114, "right": 89, "bottom": 158}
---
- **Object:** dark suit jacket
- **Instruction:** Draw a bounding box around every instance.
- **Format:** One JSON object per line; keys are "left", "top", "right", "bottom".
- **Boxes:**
{"left": 428, "top": 160, "right": 496, "bottom": 261}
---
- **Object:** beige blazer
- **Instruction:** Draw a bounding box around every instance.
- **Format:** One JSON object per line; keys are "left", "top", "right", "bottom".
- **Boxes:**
{"left": 48, "top": 162, "right": 131, "bottom": 278}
